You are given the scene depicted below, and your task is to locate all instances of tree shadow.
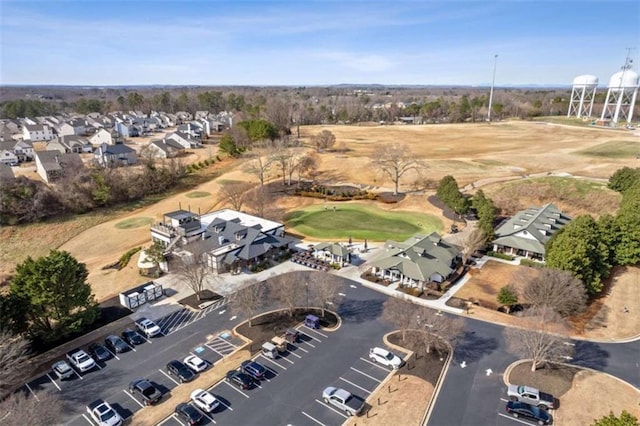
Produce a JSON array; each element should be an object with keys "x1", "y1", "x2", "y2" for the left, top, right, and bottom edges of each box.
[
  {"x1": 337, "y1": 298, "x2": 384, "y2": 323},
  {"x1": 570, "y1": 341, "x2": 610, "y2": 371},
  {"x1": 453, "y1": 331, "x2": 499, "y2": 363}
]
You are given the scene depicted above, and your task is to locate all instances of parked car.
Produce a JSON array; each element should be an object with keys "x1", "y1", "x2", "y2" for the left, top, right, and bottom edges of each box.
[
  {"x1": 369, "y1": 347, "x2": 403, "y2": 369},
  {"x1": 66, "y1": 349, "x2": 97, "y2": 373},
  {"x1": 322, "y1": 387, "x2": 365, "y2": 417},
  {"x1": 190, "y1": 389, "x2": 220, "y2": 413},
  {"x1": 121, "y1": 328, "x2": 145, "y2": 346},
  {"x1": 135, "y1": 317, "x2": 162, "y2": 338},
  {"x1": 86, "y1": 399, "x2": 123, "y2": 426},
  {"x1": 167, "y1": 360, "x2": 196, "y2": 383},
  {"x1": 128, "y1": 378, "x2": 162, "y2": 406},
  {"x1": 225, "y1": 370, "x2": 254, "y2": 390},
  {"x1": 51, "y1": 360, "x2": 74, "y2": 380},
  {"x1": 105, "y1": 335, "x2": 129, "y2": 353},
  {"x1": 506, "y1": 401, "x2": 551, "y2": 425},
  {"x1": 88, "y1": 343, "x2": 112, "y2": 362},
  {"x1": 241, "y1": 360, "x2": 267, "y2": 381},
  {"x1": 507, "y1": 385, "x2": 556, "y2": 409},
  {"x1": 184, "y1": 355, "x2": 208, "y2": 373},
  {"x1": 175, "y1": 403, "x2": 204, "y2": 425}
]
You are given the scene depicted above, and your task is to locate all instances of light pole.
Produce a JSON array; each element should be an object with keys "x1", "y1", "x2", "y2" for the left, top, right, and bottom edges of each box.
[{"x1": 488, "y1": 54, "x2": 498, "y2": 122}]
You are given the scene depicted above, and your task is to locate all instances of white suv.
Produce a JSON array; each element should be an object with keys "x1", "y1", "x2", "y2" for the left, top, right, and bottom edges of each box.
[
  {"x1": 135, "y1": 317, "x2": 162, "y2": 337},
  {"x1": 369, "y1": 347, "x2": 403, "y2": 369}
]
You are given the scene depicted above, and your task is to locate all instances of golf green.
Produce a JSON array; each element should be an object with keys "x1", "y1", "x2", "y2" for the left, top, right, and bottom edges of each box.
[{"x1": 285, "y1": 204, "x2": 443, "y2": 241}]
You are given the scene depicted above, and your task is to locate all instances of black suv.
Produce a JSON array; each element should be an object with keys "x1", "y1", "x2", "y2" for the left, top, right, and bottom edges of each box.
[
  {"x1": 105, "y1": 335, "x2": 129, "y2": 353},
  {"x1": 167, "y1": 360, "x2": 196, "y2": 383},
  {"x1": 122, "y1": 328, "x2": 145, "y2": 346},
  {"x1": 129, "y1": 378, "x2": 162, "y2": 406},
  {"x1": 506, "y1": 401, "x2": 551, "y2": 425},
  {"x1": 241, "y1": 360, "x2": 267, "y2": 380},
  {"x1": 175, "y1": 403, "x2": 204, "y2": 425},
  {"x1": 225, "y1": 370, "x2": 254, "y2": 390},
  {"x1": 88, "y1": 342, "x2": 112, "y2": 361}
]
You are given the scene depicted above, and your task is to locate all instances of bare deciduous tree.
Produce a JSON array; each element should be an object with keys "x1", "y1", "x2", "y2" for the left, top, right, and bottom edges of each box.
[
  {"x1": 504, "y1": 306, "x2": 573, "y2": 372},
  {"x1": 265, "y1": 98, "x2": 292, "y2": 137},
  {"x1": 231, "y1": 279, "x2": 264, "y2": 327},
  {"x1": 268, "y1": 272, "x2": 303, "y2": 317},
  {"x1": 0, "y1": 391, "x2": 63, "y2": 426},
  {"x1": 312, "y1": 130, "x2": 336, "y2": 152},
  {"x1": 463, "y1": 228, "x2": 488, "y2": 263},
  {"x1": 371, "y1": 143, "x2": 424, "y2": 195},
  {"x1": 245, "y1": 186, "x2": 269, "y2": 218},
  {"x1": 296, "y1": 152, "x2": 321, "y2": 186},
  {"x1": 522, "y1": 268, "x2": 588, "y2": 317},
  {"x1": 175, "y1": 252, "x2": 209, "y2": 301},
  {"x1": 219, "y1": 181, "x2": 253, "y2": 211},
  {"x1": 381, "y1": 297, "x2": 419, "y2": 342},
  {"x1": 244, "y1": 153, "x2": 273, "y2": 188},
  {"x1": 309, "y1": 274, "x2": 338, "y2": 316},
  {"x1": 413, "y1": 307, "x2": 465, "y2": 355},
  {"x1": 269, "y1": 142, "x2": 295, "y2": 185},
  {"x1": 0, "y1": 331, "x2": 30, "y2": 399}
]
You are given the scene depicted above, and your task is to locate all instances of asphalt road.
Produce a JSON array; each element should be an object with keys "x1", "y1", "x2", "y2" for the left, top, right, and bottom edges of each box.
[{"x1": 21, "y1": 270, "x2": 640, "y2": 426}]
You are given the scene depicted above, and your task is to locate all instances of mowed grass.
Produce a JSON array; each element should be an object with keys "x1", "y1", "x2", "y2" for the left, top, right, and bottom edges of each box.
[
  {"x1": 185, "y1": 191, "x2": 212, "y2": 198},
  {"x1": 114, "y1": 217, "x2": 153, "y2": 229},
  {"x1": 284, "y1": 203, "x2": 443, "y2": 241},
  {"x1": 577, "y1": 140, "x2": 640, "y2": 158}
]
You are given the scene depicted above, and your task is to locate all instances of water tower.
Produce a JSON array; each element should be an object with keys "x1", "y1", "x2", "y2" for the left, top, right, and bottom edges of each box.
[
  {"x1": 567, "y1": 75, "x2": 598, "y2": 118},
  {"x1": 600, "y1": 56, "x2": 639, "y2": 124}
]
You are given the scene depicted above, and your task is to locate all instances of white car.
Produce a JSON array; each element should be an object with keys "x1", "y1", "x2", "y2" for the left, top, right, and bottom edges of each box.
[
  {"x1": 87, "y1": 399, "x2": 123, "y2": 426},
  {"x1": 135, "y1": 317, "x2": 162, "y2": 337},
  {"x1": 190, "y1": 389, "x2": 220, "y2": 413},
  {"x1": 369, "y1": 347, "x2": 403, "y2": 369},
  {"x1": 184, "y1": 354, "x2": 208, "y2": 372}
]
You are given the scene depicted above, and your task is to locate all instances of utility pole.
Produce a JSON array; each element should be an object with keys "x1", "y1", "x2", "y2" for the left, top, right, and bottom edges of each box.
[{"x1": 488, "y1": 54, "x2": 498, "y2": 122}]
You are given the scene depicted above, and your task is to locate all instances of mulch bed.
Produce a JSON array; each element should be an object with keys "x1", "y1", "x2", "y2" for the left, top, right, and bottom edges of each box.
[
  {"x1": 388, "y1": 330, "x2": 448, "y2": 384},
  {"x1": 377, "y1": 192, "x2": 406, "y2": 203},
  {"x1": 236, "y1": 308, "x2": 338, "y2": 354},
  {"x1": 427, "y1": 195, "x2": 460, "y2": 222},
  {"x1": 177, "y1": 289, "x2": 223, "y2": 310},
  {"x1": 508, "y1": 361, "x2": 579, "y2": 399}
]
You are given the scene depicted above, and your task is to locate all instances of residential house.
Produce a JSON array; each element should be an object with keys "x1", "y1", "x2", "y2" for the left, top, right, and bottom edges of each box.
[
  {"x1": 0, "y1": 163, "x2": 15, "y2": 181},
  {"x1": 146, "y1": 139, "x2": 185, "y2": 159},
  {"x1": 89, "y1": 128, "x2": 116, "y2": 146},
  {"x1": 114, "y1": 121, "x2": 140, "y2": 138},
  {"x1": 0, "y1": 140, "x2": 34, "y2": 163},
  {"x1": 47, "y1": 135, "x2": 93, "y2": 154},
  {"x1": 368, "y1": 232, "x2": 462, "y2": 291},
  {"x1": 167, "y1": 131, "x2": 201, "y2": 149},
  {"x1": 94, "y1": 143, "x2": 137, "y2": 167},
  {"x1": 35, "y1": 150, "x2": 83, "y2": 183},
  {"x1": 23, "y1": 124, "x2": 54, "y2": 141},
  {"x1": 151, "y1": 209, "x2": 291, "y2": 274},
  {"x1": 57, "y1": 119, "x2": 87, "y2": 137},
  {"x1": 492, "y1": 203, "x2": 571, "y2": 261},
  {"x1": 0, "y1": 149, "x2": 18, "y2": 166}
]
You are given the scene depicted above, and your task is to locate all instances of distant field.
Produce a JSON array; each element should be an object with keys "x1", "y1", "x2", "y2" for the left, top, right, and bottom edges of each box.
[
  {"x1": 114, "y1": 217, "x2": 153, "y2": 229},
  {"x1": 284, "y1": 203, "x2": 443, "y2": 241},
  {"x1": 576, "y1": 140, "x2": 640, "y2": 159}
]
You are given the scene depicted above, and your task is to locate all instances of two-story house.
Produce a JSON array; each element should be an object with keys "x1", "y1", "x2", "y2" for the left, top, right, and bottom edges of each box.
[{"x1": 94, "y1": 143, "x2": 137, "y2": 167}]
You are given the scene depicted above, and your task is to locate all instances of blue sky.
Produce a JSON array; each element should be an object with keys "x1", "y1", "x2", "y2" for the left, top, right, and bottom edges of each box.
[{"x1": 1, "y1": 1, "x2": 638, "y2": 86}]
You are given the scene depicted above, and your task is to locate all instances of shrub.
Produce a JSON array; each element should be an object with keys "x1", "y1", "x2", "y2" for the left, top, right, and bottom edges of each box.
[
  {"x1": 487, "y1": 251, "x2": 515, "y2": 261},
  {"x1": 216, "y1": 155, "x2": 221, "y2": 161},
  {"x1": 119, "y1": 247, "x2": 141, "y2": 269},
  {"x1": 519, "y1": 258, "x2": 544, "y2": 268}
]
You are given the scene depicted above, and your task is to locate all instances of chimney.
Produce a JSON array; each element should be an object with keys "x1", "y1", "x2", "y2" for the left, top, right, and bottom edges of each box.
[
  {"x1": 218, "y1": 236, "x2": 224, "y2": 245},
  {"x1": 55, "y1": 154, "x2": 60, "y2": 163}
]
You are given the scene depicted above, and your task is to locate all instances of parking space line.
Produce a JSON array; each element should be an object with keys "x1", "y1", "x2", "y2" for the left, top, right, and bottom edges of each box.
[
  {"x1": 285, "y1": 349, "x2": 302, "y2": 359},
  {"x1": 46, "y1": 373, "x2": 62, "y2": 391},
  {"x1": 497, "y1": 412, "x2": 535, "y2": 425},
  {"x1": 94, "y1": 362, "x2": 103, "y2": 370},
  {"x1": 125, "y1": 342, "x2": 137, "y2": 352},
  {"x1": 294, "y1": 345, "x2": 309, "y2": 353},
  {"x1": 359, "y1": 357, "x2": 392, "y2": 372},
  {"x1": 302, "y1": 411, "x2": 326, "y2": 426},
  {"x1": 205, "y1": 343, "x2": 225, "y2": 356},
  {"x1": 339, "y1": 377, "x2": 372, "y2": 394},
  {"x1": 106, "y1": 348, "x2": 120, "y2": 360},
  {"x1": 218, "y1": 337, "x2": 238, "y2": 347},
  {"x1": 123, "y1": 389, "x2": 145, "y2": 408},
  {"x1": 159, "y1": 369, "x2": 181, "y2": 386},
  {"x1": 258, "y1": 355, "x2": 287, "y2": 370},
  {"x1": 223, "y1": 381, "x2": 250, "y2": 398},
  {"x1": 157, "y1": 414, "x2": 179, "y2": 426},
  {"x1": 165, "y1": 310, "x2": 190, "y2": 332},
  {"x1": 350, "y1": 367, "x2": 381, "y2": 382},
  {"x1": 301, "y1": 326, "x2": 328, "y2": 338},
  {"x1": 72, "y1": 367, "x2": 83, "y2": 380},
  {"x1": 212, "y1": 397, "x2": 234, "y2": 411},
  {"x1": 302, "y1": 340, "x2": 316, "y2": 348},
  {"x1": 500, "y1": 398, "x2": 509, "y2": 402},
  {"x1": 201, "y1": 411, "x2": 216, "y2": 424},
  {"x1": 296, "y1": 328, "x2": 322, "y2": 342},
  {"x1": 315, "y1": 399, "x2": 348, "y2": 419},
  {"x1": 25, "y1": 383, "x2": 40, "y2": 402},
  {"x1": 81, "y1": 413, "x2": 95, "y2": 425},
  {"x1": 140, "y1": 335, "x2": 152, "y2": 344}
]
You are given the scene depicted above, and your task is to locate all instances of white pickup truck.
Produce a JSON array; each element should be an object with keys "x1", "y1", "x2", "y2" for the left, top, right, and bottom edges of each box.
[
  {"x1": 66, "y1": 349, "x2": 96, "y2": 373},
  {"x1": 507, "y1": 385, "x2": 556, "y2": 410},
  {"x1": 322, "y1": 387, "x2": 365, "y2": 416},
  {"x1": 87, "y1": 399, "x2": 123, "y2": 426}
]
